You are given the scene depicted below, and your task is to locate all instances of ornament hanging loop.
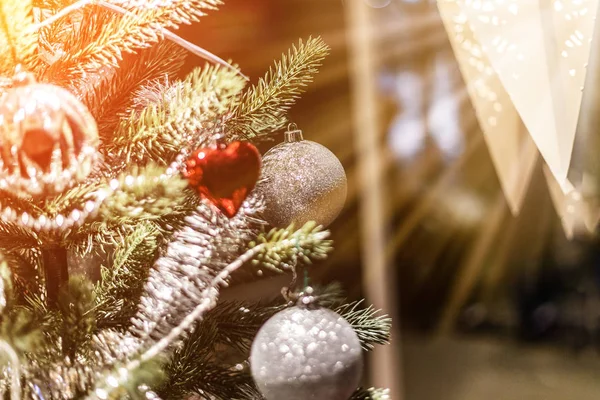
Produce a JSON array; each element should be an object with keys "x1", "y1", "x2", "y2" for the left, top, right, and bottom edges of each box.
[
  {"x1": 281, "y1": 269, "x2": 299, "y2": 304},
  {"x1": 281, "y1": 255, "x2": 315, "y2": 307},
  {"x1": 282, "y1": 284, "x2": 318, "y2": 308},
  {"x1": 284, "y1": 123, "x2": 304, "y2": 143}
]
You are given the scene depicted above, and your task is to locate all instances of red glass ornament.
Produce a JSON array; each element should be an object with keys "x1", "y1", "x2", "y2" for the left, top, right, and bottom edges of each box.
[{"x1": 184, "y1": 141, "x2": 261, "y2": 217}]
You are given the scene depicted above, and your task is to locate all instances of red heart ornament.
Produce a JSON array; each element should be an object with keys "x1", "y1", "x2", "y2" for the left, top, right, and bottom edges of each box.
[{"x1": 184, "y1": 141, "x2": 261, "y2": 217}]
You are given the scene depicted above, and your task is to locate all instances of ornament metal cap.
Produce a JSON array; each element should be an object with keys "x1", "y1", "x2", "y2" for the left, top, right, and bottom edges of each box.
[{"x1": 284, "y1": 123, "x2": 303, "y2": 142}]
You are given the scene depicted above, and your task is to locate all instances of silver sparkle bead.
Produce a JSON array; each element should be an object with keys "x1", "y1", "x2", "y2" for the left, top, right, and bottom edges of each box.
[
  {"x1": 0, "y1": 70, "x2": 99, "y2": 198},
  {"x1": 259, "y1": 125, "x2": 347, "y2": 228},
  {"x1": 250, "y1": 306, "x2": 363, "y2": 400}
]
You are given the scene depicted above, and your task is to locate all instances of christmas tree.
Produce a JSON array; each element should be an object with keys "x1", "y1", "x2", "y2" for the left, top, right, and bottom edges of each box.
[{"x1": 0, "y1": 1, "x2": 391, "y2": 399}]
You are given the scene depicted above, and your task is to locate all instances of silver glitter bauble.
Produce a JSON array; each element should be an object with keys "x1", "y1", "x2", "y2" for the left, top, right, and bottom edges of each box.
[
  {"x1": 250, "y1": 306, "x2": 363, "y2": 400},
  {"x1": 259, "y1": 125, "x2": 347, "y2": 228},
  {"x1": 0, "y1": 71, "x2": 99, "y2": 198}
]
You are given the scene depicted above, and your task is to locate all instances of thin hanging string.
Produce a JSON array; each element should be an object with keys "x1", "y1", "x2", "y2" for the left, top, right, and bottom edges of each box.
[
  {"x1": 32, "y1": 0, "x2": 248, "y2": 80},
  {"x1": 281, "y1": 239, "x2": 311, "y2": 303},
  {"x1": 281, "y1": 265, "x2": 299, "y2": 303},
  {"x1": 298, "y1": 239, "x2": 310, "y2": 288},
  {"x1": 0, "y1": 5, "x2": 18, "y2": 67},
  {"x1": 303, "y1": 267, "x2": 309, "y2": 288}
]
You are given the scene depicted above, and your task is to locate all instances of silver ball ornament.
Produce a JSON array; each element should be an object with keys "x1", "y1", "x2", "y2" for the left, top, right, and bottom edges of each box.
[
  {"x1": 259, "y1": 126, "x2": 347, "y2": 228},
  {"x1": 250, "y1": 306, "x2": 363, "y2": 400}
]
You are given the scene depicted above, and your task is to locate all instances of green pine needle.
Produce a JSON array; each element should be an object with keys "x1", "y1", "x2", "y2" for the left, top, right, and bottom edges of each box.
[
  {"x1": 58, "y1": 276, "x2": 96, "y2": 358},
  {"x1": 227, "y1": 37, "x2": 330, "y2": 140},
  {"x1": 0, "y1": 222, "x2": 40, "y2": 253},
  {"x1": 336, "y1": 300, "x2": 392, "y2": 350},
  {"x1": 95, "y1": 222, "x2": 159, "y2": 328},
  {"x1": 42, "y1": 0, "x2": 220, "y2": 83},
  {"x1": 98, "y1": 164, "x2": 191, "y2": 226},
  {"x1": 248, "y1": 221, "x2": 333, "y2": 274},
  {"x1": 84, "y1": 41, "x2": 188, "y2": 141},
  {"x1": 107, "y1": 65, "x2": 246, "y2": 165},
  {"x1": 350, "y1": 387, "x2": 391, "y2": 400}
]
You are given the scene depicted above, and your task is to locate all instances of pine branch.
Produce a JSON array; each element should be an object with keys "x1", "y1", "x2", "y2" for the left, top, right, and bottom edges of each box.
[
  {"x1": 34, "y1": 3, "x2": 89, "y2": 74},
  {"x1": 165, "y1": 360, "x2": 258, "y2": 400},
  {"x1": 66, "y1": 223, "x2": 127, "y2": 259},
  {"x1": 97, "y1": 164, "x2": 191, "y2": 226},
  {"x1": 43, "y1": 0, "x2": 220, "y2": 84},
  {"x1": 0, "y1": 308, "x2": 44, "y2": 356},
  {"x1": 42, "y1": 6, "x2": 151, "y2": 83},
  {"x1": 0, "y1": 262, "x2": 45, "y2": 357},
  {"x1": 159, "y1": 323, "x2": 258, "y2": 399},
  {"x1": 113, "y1": 0, "x2": 221, "y2": 27},
  {"x1": 350, "y1": 387, "x2": 391, "y2": 400},
  {"x1": 248, "y1": 222, "x2": 333, "y2": 274},
  {"x1": 58, "y1": 276, "x2": 96, "y2": 359},
  {"x1": 40, "y1": 180, "x2": 130, "y2": 245},
  {"x1": 81, "y1": 41, "x2": 188, "y2": 140},
  {"x1": 158, "y1": 320, "x2": 218, "y2": 399},
  {"x1": 106, "y1": 65, "x2": 246, "y2": 165},
  {"x1": 95, "y1": 223, "x2": 159, "y2": 328},
  {"x1": 4, "y1": 249, "x2": 42, "y2": 301},
  {"x1": 335, "y1": 301, "x2": 392, "y2": 351},
  {"x1": 64, "y1": 164, "x2": 191, "y2": 250},
  {"x1": 0, "y1": 0, "x2": 38, "y2": 75},
  {"x1": 0, "y1": 256, "x2": 11, "y2": 312},
  {"x1": 204, "y1": 299, "x2": 283, "y2": 353},
  {"x1": 23, "y1": 293, "x2": 68, "y2": 357},
  {"x1": 44, "y1": 181, "x2": 104, "y2": 217},
  {"x1": 227, "y1": 37, "x2": 330, "y2": 140},
  {"x1": 0, "y1": 222, "x2": 40, "y2": 253},
  {"x1": 0, "y1": 189, "x2": 45, "y2": 221}
]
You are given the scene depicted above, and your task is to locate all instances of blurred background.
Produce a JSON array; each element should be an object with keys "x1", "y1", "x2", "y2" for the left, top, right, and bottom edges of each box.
[{"x1": 181, "y1": 0, "x2": 600, "y2": 398}]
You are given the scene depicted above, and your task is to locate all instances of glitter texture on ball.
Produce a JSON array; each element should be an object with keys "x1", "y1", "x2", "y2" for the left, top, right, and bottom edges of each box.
[
  {"x1": 259, "y1": 126, "x2": 347, "y2": 228},
  {"x1": 250, "y1": 306, "x2": 363, "y2": 400}
]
